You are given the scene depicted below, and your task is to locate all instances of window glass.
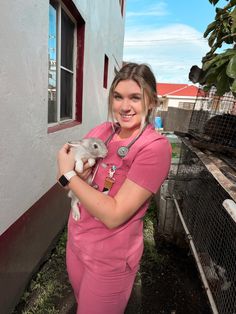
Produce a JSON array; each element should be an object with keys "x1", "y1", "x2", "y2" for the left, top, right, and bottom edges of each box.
[
  {"x1": 61, "y1": 8, "x2": 74, "y2": 71},
  {"x1": 60, "y1": 69, "x2": 73, "y2": 119},
  {"x1": 48, "y1": 2, "x2": 57, "y2": 123},
  {"x1": 48, "y1": 0, "x2": 84, "y2": 128}
]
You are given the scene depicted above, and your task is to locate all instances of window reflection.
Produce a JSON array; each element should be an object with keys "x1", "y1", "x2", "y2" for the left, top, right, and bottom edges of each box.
[
  {"x1": 48, "y1": 1, "x2": 76, "y2": 124},
  {"x1": 48, "y1": 2, "x2": 57, "y2": 123},
  {"x1": 60, "y1": 8, "x2": 74, "y2": 120},
  {"x1": 61, "y1": 8, "x2": 74, "y2": 71},
  {"x1": 60, "y1": 69, "x2": 73, "y2": 120}
]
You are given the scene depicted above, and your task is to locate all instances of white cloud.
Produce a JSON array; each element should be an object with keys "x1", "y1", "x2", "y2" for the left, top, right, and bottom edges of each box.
[
  {"x1": 126, "y1": 2, "x2": 169, "y2": 17},
  {"x1": 123, "y1": 24, "x2": 209, "y2": 83}
]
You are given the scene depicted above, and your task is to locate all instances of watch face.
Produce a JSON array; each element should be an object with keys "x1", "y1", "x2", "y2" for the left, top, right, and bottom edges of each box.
[{"x1": 58, "y1": 175, "x2": 69, "y2": 187}]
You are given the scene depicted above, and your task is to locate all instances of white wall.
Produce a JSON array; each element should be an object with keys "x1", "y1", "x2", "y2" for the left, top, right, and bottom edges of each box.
[
  {"x1": 166, "y1": 96, "x2": 197, "y2": 108},
  {"x1": 0, "y1": 0, "x2": 125, "y2": 235},
  {"x1": 161, "y1": 95, "x2": 209, "y2": 110},
  {"x1": 74, "y1": 0, "x2": 125, "y2": 129}
]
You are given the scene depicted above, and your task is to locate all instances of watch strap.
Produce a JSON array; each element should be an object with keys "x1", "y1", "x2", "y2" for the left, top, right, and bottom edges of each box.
[
  {"x1": 58, "y1": 170, "x2": 77, "y2": 187},
  {"x1": 64, "y1": 170, "x2": 77, "y2": 181}
]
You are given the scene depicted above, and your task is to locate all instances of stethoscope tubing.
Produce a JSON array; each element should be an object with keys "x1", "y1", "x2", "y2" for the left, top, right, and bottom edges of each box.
[{"x1": 105, "y1": 123, "x2": 148, "y2": 158}]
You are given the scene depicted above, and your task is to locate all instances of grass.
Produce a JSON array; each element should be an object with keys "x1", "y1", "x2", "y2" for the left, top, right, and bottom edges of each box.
[
  {"x1": 141, "y1": 197, "x2": 168, "y2": 287},
  {"x1": 13, "y1": 230, "x2": 72, "y2": 314}
]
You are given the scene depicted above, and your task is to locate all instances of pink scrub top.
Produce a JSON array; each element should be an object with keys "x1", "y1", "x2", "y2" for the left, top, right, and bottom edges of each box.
[{"x1": 67, "y1": 122, "x2": 171, "y2": 275}]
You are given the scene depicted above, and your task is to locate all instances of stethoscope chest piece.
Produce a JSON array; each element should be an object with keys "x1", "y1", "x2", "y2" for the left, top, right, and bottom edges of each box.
[
  {"x1": 117, "y1": 146, "x2": 129, "y2": 158},
  {"x1": 107, "y1": 123, "x2": 148, "y2": 159}
]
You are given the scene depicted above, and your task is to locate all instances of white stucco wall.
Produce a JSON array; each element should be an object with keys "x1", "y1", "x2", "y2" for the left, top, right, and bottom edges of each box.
[
  {"x1": 0, "y1": 0, "x2": 125, "y2": 235},
  {"x1": 166, "y1": 96, "x2": 197, "y2": 108},
  {"x1": 165, "y1": 96, "x2": 209, "y2": 110}
]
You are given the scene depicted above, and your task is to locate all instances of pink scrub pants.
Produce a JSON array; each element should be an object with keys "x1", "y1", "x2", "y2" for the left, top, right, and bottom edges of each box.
[{"x1": 66, "y1": 245, "x2": 138, "y2": 314}]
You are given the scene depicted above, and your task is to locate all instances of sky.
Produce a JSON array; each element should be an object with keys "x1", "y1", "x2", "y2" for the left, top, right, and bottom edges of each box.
[{"x1": 123, "y1": 0, "x2": 226, "y2": 84}]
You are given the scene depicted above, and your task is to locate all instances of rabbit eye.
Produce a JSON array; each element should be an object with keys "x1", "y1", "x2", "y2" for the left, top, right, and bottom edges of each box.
[{"x1": 93, "y1": 144, "x2": 98, "y2": 149}]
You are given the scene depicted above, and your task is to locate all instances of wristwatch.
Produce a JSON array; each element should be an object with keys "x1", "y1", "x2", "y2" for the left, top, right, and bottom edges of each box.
[{"x1": 58, "y1": 170, "x2": 77, "y2": 187}]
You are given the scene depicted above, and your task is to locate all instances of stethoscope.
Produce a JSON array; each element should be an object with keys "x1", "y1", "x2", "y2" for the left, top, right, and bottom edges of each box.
[{"x1": 104, "y1": 123, "x2": 148, "y2": 158}]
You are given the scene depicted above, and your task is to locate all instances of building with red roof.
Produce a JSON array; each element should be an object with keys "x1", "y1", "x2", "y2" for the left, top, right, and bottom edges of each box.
[{"x1": 156, "y1": 83, "x2": 206, "y2": 111}]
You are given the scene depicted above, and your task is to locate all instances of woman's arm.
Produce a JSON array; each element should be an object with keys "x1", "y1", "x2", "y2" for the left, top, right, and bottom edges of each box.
[
  {"x1": 69, "y1": 175, "x2": 152, "y2": 228},
  {"x1": 57, "y1": 144, "x2": 152, "y2": 229}
]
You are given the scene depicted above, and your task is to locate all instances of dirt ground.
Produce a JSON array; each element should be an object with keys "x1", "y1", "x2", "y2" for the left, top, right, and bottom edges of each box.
[
  {"x1": 125, "y1": 242, "x2": 212, "y2": 314},
  {"x1": 13, "y1": 209, "x2": 212, "y2": 314}
]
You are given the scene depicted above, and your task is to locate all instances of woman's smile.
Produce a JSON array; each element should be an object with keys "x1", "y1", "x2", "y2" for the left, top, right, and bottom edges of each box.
[{"x1": 119, "y1": 112, "x2": 136, "y2": 121}]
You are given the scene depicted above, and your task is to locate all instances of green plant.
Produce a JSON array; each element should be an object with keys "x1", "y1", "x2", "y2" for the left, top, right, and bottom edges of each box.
[
  {"x1": 13, "y1": 228, "x2": 71, "y2": 314},
  {"x1": 140, "y1": 198, "x2": 168, "y2": 287},
  {"x1": 189, "y1": 0, "x2": 236, "y2": 96}
]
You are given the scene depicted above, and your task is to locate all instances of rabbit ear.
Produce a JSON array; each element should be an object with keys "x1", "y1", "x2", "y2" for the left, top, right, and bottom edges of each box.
[{"x1": 68, "y1": 140, "x2": 83, "y2": 147}]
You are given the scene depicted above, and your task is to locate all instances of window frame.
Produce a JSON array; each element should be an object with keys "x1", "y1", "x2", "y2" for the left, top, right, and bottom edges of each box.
[
  {"x1": 48, "y1": 0, "x2": 85, "y2": 133},
  {"x1": 103, "y1": 54, "x2": 109, "y2": 89},
  {"x1": 178, "y1": 102, "x2": 194, "y2": 110},
  {"x1": 119, "y1": 0, "x2": 124, "y2": 16}
]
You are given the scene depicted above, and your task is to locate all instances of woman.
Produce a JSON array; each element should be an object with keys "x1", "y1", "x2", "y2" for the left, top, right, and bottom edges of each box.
[{"x1": 57, "y1": 63, "x2": 171, "y2": 314}]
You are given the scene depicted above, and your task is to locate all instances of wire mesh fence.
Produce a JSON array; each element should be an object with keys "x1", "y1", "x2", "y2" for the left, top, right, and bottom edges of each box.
[
  {"x1": 172, "y1": 142, "x2": 236, "y2": 314},
  {"x1": 188, "y1": 87, "x2": 236, "y2": 149}
]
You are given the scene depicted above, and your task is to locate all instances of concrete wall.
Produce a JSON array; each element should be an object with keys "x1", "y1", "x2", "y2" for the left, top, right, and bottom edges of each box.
[
  {"x1": 75, "y1": 0, "x2": 125, "y2": 128},
  {"x1": 0, "y1": 186, "x2": 70, "y2": 314},
  {"x1": 0, "y1": 0, "x2": 125, "y2": 236},
  {"x1": 0, "y1": 1, "x2": 125, "y2": 312}
]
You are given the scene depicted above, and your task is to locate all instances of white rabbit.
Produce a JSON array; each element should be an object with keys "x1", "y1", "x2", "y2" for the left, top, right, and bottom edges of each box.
[{"x1": 68, "y1": 138, "x2": 108, "y2": 221}]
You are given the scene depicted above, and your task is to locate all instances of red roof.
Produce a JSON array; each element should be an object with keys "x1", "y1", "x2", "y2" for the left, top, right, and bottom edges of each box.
[{"x1": 157, "y1": 83, "x2": 205, "y2": 97}]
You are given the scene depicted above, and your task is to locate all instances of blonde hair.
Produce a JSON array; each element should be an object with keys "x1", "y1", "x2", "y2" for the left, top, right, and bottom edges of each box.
[{"x1": 108, "y1": 63, "x2": 159, "y2": 127}]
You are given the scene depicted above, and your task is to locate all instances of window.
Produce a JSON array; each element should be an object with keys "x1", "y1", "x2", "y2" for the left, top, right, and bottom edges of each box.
[
  {"x1": 119, "y1": 0, "x2": 124, "y2": 16},
  {"x1": 178, "y1": 102, "x2": 194, "y2": 110},
  {"x1": 103, "y1": 55, "x2": 109, "y2": 89},
  {"x1": 48, "y1": 0, "x2": 85, "y2": 127}
]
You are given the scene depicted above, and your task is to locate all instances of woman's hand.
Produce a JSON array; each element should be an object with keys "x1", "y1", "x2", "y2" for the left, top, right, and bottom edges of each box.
[
  {"x1": 76, "y1": 160, "x2": 93, "y2": 181},
  {"x1": 57, "y1": 144, "x2": 93, "y2": 182},
  {"x1": 57, "y1": 143, "x2": 75, "y2": 176}
]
